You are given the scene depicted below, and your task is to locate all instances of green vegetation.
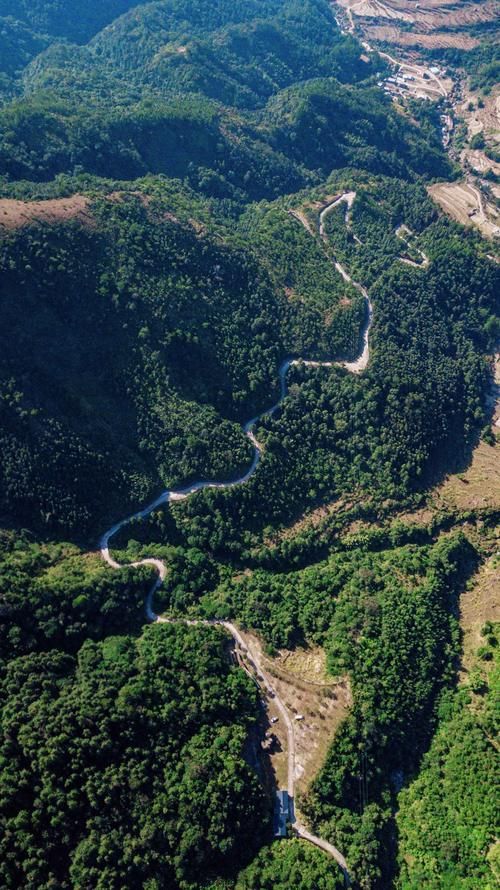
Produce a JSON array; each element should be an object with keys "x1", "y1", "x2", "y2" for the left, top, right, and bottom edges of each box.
[
  {"x1": 237, "y1": 197, "x2": 365, "y2": 357},
  {"x1": 0, "y1": 1, "x2": 152, "y2": 44},
  {"x1": 396, "y1": 621, "x2": 499, "y2": 890},
  {"x1": 0, "y1": 1, "x2": 498, "y2": 888},
  {"x1": 234, "y1": 838, "x2": 344, "y2": 888},
  {"x1": 423, "y1": 41, "x2": 500, "y2": 93},
  {"x1": 301, "y1": 533, "x2": 476, "y2": 889},
  {"x1": 0, "y1": 0, "x2": 451, "y2": 195},
  {"x1": 0, "y1": 530, "x2": 153, "y2": 665},
  {"x1": 168, "y1": 178, "x2": 497, "y2": 553},
  {"x1": 3, "y1": 173, "x2": 495, "y2": 540},
  {"x1": 0, "y1": 194, "x2": 278, "y2": 533},
  {"x1": 0, "y1": 17, "x2": 50, "y2": 99},
  {"x1": 0, "y1": 624, "x2": 267, "y2": 889},
  {"x1": 188, "y1": 522, "x2": 479, "y2": 887}
]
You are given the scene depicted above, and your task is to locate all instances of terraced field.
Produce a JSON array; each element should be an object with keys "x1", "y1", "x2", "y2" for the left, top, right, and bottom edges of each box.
[{"x1": 338, "y1": 0, "x2": 500, "y2": 41}]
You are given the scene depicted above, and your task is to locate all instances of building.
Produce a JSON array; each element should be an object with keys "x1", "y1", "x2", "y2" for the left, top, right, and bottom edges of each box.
[{"x1": 274, "y1": 789, "x2": 290, "y2": 838}]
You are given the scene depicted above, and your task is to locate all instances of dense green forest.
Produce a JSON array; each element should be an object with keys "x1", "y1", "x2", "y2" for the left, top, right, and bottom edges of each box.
[
  {"x1": 0, "y1": 0, "x2": 450, "y2": 194},
  {"x1": 1, "y1": 174, "x2": 497, "y2": 538},
  {"x1": 0, "y1": 181, "x2": 371, "y2": 535},
  {"x1": 397, "y1": 617, "x2": 499, "y2": 889},
  {"x1": 0, "y1": 529, "x2": 154, "y2": 664},
  {"x1": 0, "y1": 0, "x2": 498, "y2": 888},
  {"x1": 300, "y1": 533, "x2": 476, "y2": 888},
  {"x1": 166, "y1": 180, "x2": 497, "y2": 555},
  {"x1": 0, "y1": 623, "x2": 268, "y2": 889},
  {"x1": 0, "y1": 0, "x2": 152, "y2": 43},
  {"x1": 233, "y1": 838, "x2": 345, "y2": 889}
]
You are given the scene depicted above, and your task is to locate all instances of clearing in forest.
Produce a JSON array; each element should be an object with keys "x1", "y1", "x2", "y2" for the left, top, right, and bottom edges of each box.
[
  {"x1": 242, "y1": 632, "x2": 351, "y2": 798},
  {"x1": 428, "y1": 181, "x2": 500, "y2": 240},
  {"x1": 0, "y1": 195, "x2": 93, "y2": 229}
]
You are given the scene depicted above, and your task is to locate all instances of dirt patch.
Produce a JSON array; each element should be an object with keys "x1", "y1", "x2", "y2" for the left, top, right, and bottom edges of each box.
[
  {"x1": 366, "y1": 24, "x2": 480, "y2": 50},
  {"x1": 267, "y1": 497, "x2": 355, "y2": 545},
  {"x1": 339, "y1": 0, "x2": 413, "y2": 23},
  {"x1": 244, "y1": 632, "x2": 351, "y2": 796},
  {"x1": 464, "y1": 149, "x2": 500, "y2": 177},
  {"x1": 340, "y1": 0, "x2": 500, "y2": 31},
  {"x1": 428, "y1": 180, "x2": 500, "y2": 240},
  {"x1": 459, "y1": 551, "x2": 500, "y2": 678},
  {"x1": 460, "y1": 86, "x2": 500, "y2": 141},
  {"x1": 430, "y1": 352, "x2": 499, "y2": 513},
  {"x1": 272, "y1": 646, "x2": 331, "y2": 685},
  {"x1": 397, "y1": 356, "x2": 499, "y2": 520},
  {"x1": 0, "y1": 192, "x2": 193, "y2": 234},
  {"x1": 288, "y1": 208, "x2": 317, "y2": 237},
  {"x1": 455, "y1": 86, "x2": 500, "y2": 182},
  {"x1": 0, "y1": 195, "x2": 93, "y2": 229},
  {"x1": 433, "y1": 443, "x2": 500, "y2": 514}
]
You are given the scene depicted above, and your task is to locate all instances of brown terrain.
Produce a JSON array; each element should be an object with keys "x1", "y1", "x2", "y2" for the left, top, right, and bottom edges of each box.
[
  {"x1": 428, "y1": 180, "x2": 500, "y2": 238},
  {"x1": 244, "y1": 633, "x2": 352, "y2": 795},
  {"x1": 0, "y1": 194, "x2": 93, "y2": 229},
  {"x1": 463, "y1": 90, "x2": 500, "y2": 141},
  {"x1": 465, "y1": 149, "x2": 500, "y2": 177},
  {"x1": 459, "y1": 85, "x2": 500, "y2": 179},
  {"x1": 391, "y1": 354, "x2": 499, "y2": 518},
  {"x1": 365, "y1": 24, "x2": 480, "y2": 49},
  {"x1": 337, "y1": 0, "x2": 500, "y2": 32},
  {"x1": 459, "y1": 551, "x2": 500, "y2": 677},
  {"x1": 433, "y1": 437, "x2": 500, "y2": 513},
  {"x1": 0, "y1": 191, "x2": 185, "y2": 232},
  {"x1": 432, "y1": 354, "x2": 500, "y2": 512}
]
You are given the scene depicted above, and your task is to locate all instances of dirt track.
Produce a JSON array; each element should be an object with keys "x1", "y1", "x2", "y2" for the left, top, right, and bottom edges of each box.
[
  {"x1": 98, "y1": 191, "x2": 381, "y2": 882},
  {"x1": 429, "y1": 181, "x2": 500, "y2": 239}
]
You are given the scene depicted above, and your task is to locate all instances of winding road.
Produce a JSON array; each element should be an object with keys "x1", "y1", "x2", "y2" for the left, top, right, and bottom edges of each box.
[
  {"x1": 100, "y1": 190, "x2": 374, "y2": 883},
  {"x1": 396, "y1": 224, "x2": 430, "y2": 269},
  {"x1": 339, "y1": 4, "x2": 449, "y2": 99},
  {"x1": 100, "y1": 186, "x2": 432, "y2": 881}
]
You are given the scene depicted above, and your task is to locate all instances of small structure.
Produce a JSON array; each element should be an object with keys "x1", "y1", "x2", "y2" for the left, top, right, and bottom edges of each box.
[{"x1": 274, "y1": 789, "x2": 290, "y2": 838}]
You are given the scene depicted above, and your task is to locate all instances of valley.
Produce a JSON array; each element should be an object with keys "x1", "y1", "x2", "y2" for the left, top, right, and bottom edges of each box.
[
  {"x1": 333, "y1": 0, "x2": 500, "y2": 243},
  {"x1": 0, "y1": 2, "x2": 498, "y2": 889}
]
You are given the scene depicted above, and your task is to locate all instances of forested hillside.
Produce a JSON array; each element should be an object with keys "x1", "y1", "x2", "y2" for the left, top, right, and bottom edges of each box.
[
  {"x1": 0, "y1": 623, "x2": 267, "y2": 889},
  {"x1": 0, "y1": 0, "x2": 498, "y2": 888},
  {"x1": 0, "y1": 0, "x2": 450, "y2": 194},
  {"x1": 397, "y1": 617, "x2": 499, "y2": 889},
  {"x1": 0, "y1": 0, "x2": 151, "y2": 42},
  {"x1": 1, "y1": 175, "x2": 497, "y2": 538}
]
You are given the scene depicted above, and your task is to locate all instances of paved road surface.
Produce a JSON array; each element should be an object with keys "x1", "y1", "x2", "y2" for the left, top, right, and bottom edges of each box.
[
  {"x1": 100, "y1": 186, "x2": 433, "y2": 881},
  {"x1": 99, "y1": 190, "x2": 380, "y2": 883}
]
